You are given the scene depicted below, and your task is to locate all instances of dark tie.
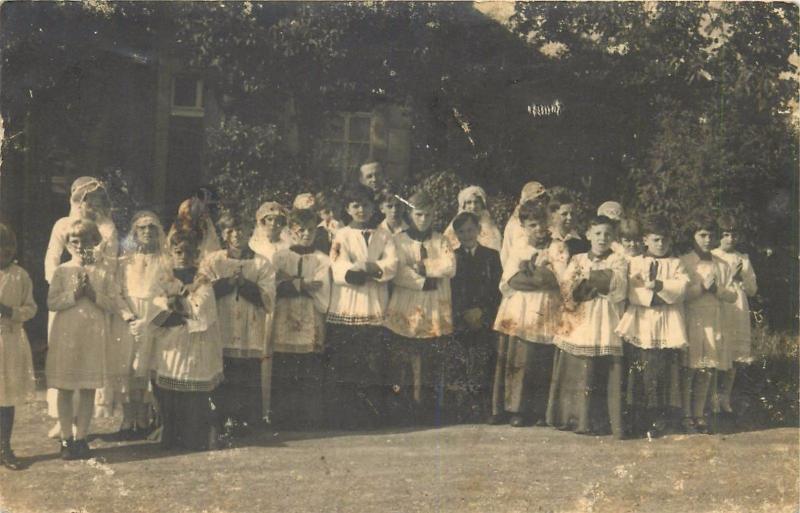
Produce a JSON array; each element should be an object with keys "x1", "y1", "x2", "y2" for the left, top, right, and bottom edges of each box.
[{"x1": 362, "y1": 230, "x2": 371, "y2": 246}]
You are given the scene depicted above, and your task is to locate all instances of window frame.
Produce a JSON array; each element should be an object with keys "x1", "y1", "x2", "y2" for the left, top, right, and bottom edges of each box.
[
  {"x1": 170, "y1": 76, "x2": 205, "y2": 118},
  {"x1": 319, "y1": 111, "x2": 374, "y2": 179}
]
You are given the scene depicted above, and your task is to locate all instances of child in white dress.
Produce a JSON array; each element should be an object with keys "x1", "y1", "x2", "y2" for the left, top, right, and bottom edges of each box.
[
  {"x1": 491, "y1": 201, "x2": 563, "y2": 427},
  {"x1": 199, "y1": 212, "x2": 275, "y2": 434},
  {"x1": 547, "y1": 215, "x2": 628, "y2": 438},
  {"x1": 110, "y1": 212, "x2": 172, "y2": 439},
  {"x1": 44, "y1": 177, "x2": 118, "y2": 439},
  {"x1": 385, "y1": 190, "x2": 455, "y2": 424},
  {"x1": 247, "y1": 201, "x2": 290, "y2": 417},
  {"x1": 0, "y1": 224, "x2": 37, "y2": 470},
  {"x1": 270, "y1": 209, "x2": 331, "y2": 428},
  {"x1": 326, "y1": 184, "x2": 397, "y2": 429},
  {"x1": 616, "y1": 215, "x2": 689, "y2": 437},
  {"x1": 712, "y1": 214, "x2": 758, "y2": 415},
  {"x1": 47, "y1": 219, "x2": 129, "y2": 460},
  {"x1": 679, "y1": 215, "x2": 737, "y2": 433},
  {"x1": 152, "y1": 230, "x2": 223, "y2": 451}
]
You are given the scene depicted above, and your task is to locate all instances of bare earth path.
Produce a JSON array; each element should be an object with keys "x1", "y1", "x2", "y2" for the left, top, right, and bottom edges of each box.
[{"x1": 0, "y1": 400, "x2": 797, "y2": 513}]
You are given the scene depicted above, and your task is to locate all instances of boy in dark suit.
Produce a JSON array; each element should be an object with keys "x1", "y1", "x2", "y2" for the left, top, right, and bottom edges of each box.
[{"x1": 448, "y1": 212, "x2": 502, "y2": 422}]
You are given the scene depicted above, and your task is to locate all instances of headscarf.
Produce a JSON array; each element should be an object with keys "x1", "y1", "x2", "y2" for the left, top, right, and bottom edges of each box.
[
  {"x1": 500, "y1": 181, "x2": 547, "y2": 264},
  {"x1": 444, "y1": 185, "x2": 502, "y2": 251},
  {"x1": 69, "y1": 176, "x2": 109, "y2": 217},
  {"x1": 249, "y1": 201, "x2": 289, "y2": 258},
  {"x1": 519, "y1": 181, "x2": 546, "y2": 205},
  {"x1": 123, "y1": 211, "x2": 172, "y2": 298},
  {"x1": 292, "y1": 193, "x2": 316, "y2": 210},
  {"x1": 597, "y1": 201, "x2": 623, "y2": 221},
  {"x1": 68, "y1": 176, "x2": 118, "y2": 261},
  {"x1": 122, "y1": 211, "x2": 166, "y2": 256}
]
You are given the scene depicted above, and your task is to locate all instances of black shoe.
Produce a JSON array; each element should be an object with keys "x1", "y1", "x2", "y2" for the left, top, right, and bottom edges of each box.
[
  {"x1": 681, "y1": 417, "x2": 698, "y2": 434},
  {"x1": 694, "y1": 418, "x2": 711, "y2": 434},
  {"x1": 534, "y1": 418, "x2": 548, "y2": 427},
  {"x1": 73, "y1": 439, "x2": 91, "y2": 460},
  {"x1": 60, "y1": 438, "x2": 76, "y2": 461},
  {"x1": 129, "y1": 426, "x2": 150, "y2": 441},
  {"x1": 117, "y1": 428, "x2": 135, "y2": 441},
  {"x1": 0, "y1": 447, "x2": 25, "y2": 470},
  {"x1": 509, "y1": 415, "x2": 527, "y2": 428}
]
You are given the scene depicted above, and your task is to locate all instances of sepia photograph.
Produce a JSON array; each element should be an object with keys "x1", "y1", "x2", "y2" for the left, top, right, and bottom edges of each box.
[{"x1": 0, "y1": 1, "x2": 797, "y2": 512}]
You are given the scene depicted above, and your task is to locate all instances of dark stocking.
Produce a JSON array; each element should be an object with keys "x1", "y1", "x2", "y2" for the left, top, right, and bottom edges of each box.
[{"x1": 0, "y1": 406, "x2": 14, "y2": 449}]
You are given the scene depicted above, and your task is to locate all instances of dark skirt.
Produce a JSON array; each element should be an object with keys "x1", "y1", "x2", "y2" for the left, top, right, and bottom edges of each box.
[
  {"x1": 443, "y1": 327, "x2": 497, "y2": 423},
  {"x1": 324, "y1": 324, "x2": 388, "y2": 429},
  {"x1": 271, "y1": 352, "x2": 324, "y2": 429},
  {"x1": 624, "y1": 344, "x2": 682, "y2": 434},
  {"x1": 217, "y1": 357, "x2": 263, "y2": 426},
  {"x1": 546, "y1": 348, "x2": 624, "y2": 437},
  {"x1": 385, "y1": 333, "x2": 447, "y2": 426},
  {"x1": 154, "y1": 386, "x2": 214, "y2": 451},
  {"x1": 492, "y1": 335, "x2": 554, "y2": 420}
]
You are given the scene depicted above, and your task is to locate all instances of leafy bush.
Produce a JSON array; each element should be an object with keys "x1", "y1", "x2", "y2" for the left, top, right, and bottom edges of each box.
[
  {"x1": 406, "y1": 170, "x2": 517, "y2": 233},
  {"x1": 407, "y1": 170, "x2": 464, "y2": 232},
  {"x1": 731, "y1": 325, "x2": 799, "y2": 427},
  {"x1": 206, "y1": 116, "x2": 316, "y2": 225}
]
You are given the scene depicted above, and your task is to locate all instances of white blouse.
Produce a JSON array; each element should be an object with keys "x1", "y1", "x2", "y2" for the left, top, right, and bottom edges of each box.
[
  {"x1": 153, "y1": 281, "x2": 223, "y2": 391},
  {"x1": 680, "y1": 251, "x2": 738, "y2": 370},
  {"x1": 328, "y1": 226, "x2": 397, "y2": 326},
  {"x1": 554, "y1": 252, "x2": 628, "y2": 357},
  {"x1": 615, "y1": 255, "x2": 689, "y2": 349},
  {"x1": 500, "y1": 215, "x2": 523, "y2": 266},
  {"x1": 116, "y1": 252, "x2": 174, "y2": 380},
  {"x1": 46, "y1": 260, "x2": 128, "y2": 390},
  {"x1": 493, "y1": 242, "x2": 561, "y2": 344},
  {"x1": 198, "y1": 250, "x2": 276, "y2": 358},
  {"x1": 0, "y1": 264, "x2": 37, "y2": 406},
  {"x1": 385, "y1": 232, "x2": 455, "y2": 339},
  {"x1": 712, "y1": 248, "x2": 757, "y2": 362},
  {"x1": 271, "y1": 248, "x2": 331, "y2": 353}
]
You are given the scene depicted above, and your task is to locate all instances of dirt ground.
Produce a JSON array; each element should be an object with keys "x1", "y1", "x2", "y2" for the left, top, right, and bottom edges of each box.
[{"x1": 0, "y1": 398, "x2": 797, "y2": 513}]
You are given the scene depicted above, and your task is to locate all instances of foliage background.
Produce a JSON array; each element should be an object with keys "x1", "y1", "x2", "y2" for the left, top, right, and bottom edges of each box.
[{"x1": 1, "y1": 3, "x2": 797, "y2": 420}]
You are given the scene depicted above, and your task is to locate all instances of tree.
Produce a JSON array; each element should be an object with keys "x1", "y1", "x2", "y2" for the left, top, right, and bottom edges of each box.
[{"x1": 512, "y1": 1, "x2": 799, "y2": 328}]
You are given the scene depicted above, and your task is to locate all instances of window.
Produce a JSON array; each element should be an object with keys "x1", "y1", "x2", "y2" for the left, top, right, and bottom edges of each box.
[
  {"x1": 318, "y1": 112, "x2": 373, "y2": 180},
  {"x1": 171, "y1": 76, "x2": 204, "y2": 117}
]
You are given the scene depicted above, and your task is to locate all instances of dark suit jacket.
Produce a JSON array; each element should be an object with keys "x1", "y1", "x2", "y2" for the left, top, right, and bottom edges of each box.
[{"x1": 451, "y1": 244, "x2": 502, "y2": 331}]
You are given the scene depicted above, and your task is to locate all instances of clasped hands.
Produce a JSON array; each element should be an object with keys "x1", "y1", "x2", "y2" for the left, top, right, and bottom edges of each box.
[
  {"x1": 352, "y1": 261, "x2": 383, "y2": 279},
  {"x1": 73, "y1": 271, "x2": 97, "y2": 303}
]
